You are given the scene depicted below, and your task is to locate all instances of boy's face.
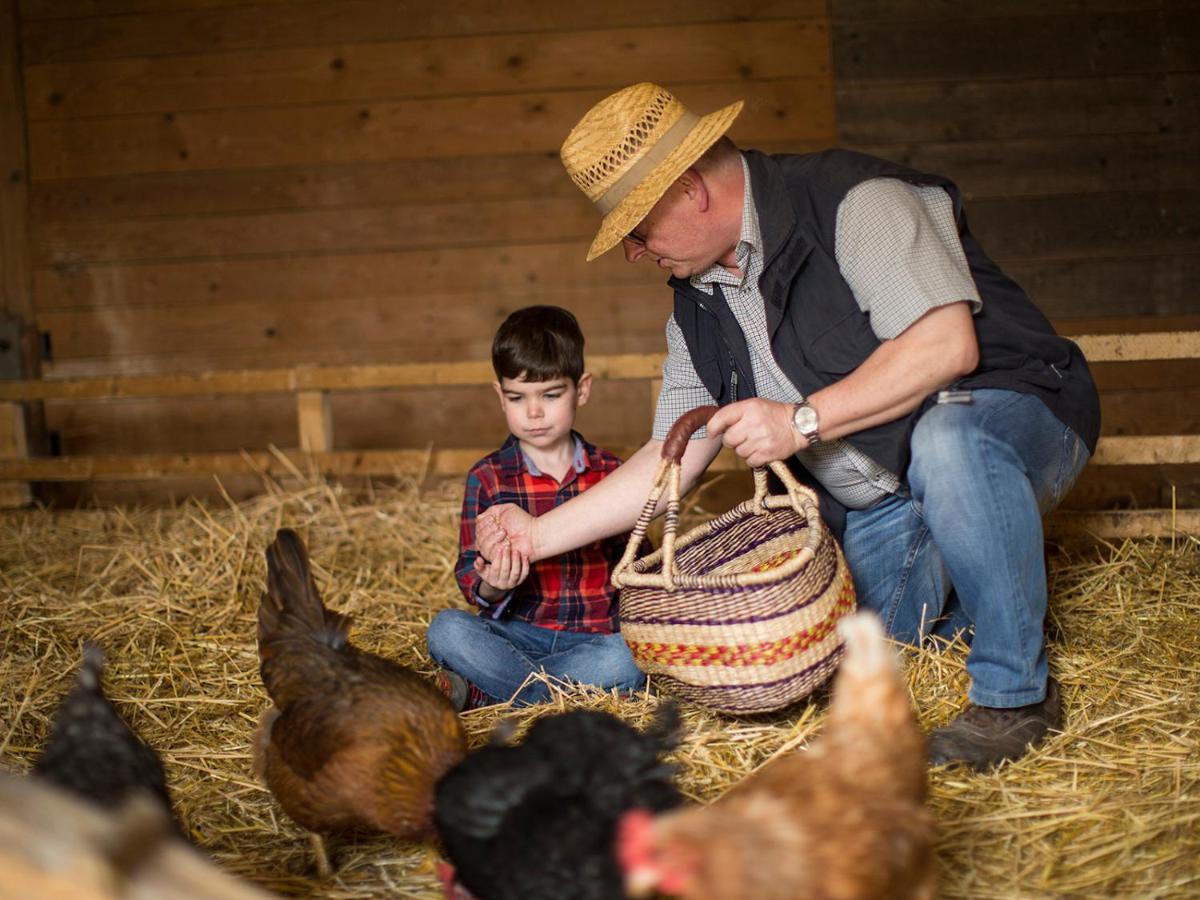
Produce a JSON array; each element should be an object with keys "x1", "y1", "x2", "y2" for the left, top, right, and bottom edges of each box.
[{"x1": 494, "y1": 372, "x2": 592, "y2": 451}]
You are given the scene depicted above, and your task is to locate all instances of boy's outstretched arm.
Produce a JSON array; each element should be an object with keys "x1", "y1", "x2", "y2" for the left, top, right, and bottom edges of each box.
[{"x1": 477, "y1": 433, "x2": 723, "y2": 564}]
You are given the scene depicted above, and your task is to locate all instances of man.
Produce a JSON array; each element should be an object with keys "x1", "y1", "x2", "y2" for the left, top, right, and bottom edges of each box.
[{"x1": 478, "y1": 82, "x2": 1100, "y2": 771}]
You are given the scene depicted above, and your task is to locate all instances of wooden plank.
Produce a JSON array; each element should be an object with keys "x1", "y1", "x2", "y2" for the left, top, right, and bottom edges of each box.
[
  {"x1": 31, "y1": 195, "x2": 598, "y2": 266},
  {"x1": 29, "y1": 154, "x2": 577, "y2": 223},
  {"x1": 1073, "y1": 331, "x2": 1200, "y2": 362},
  {"x1": 1065, "y1": 463, "x2": 1200, "y2": 511},
  {"x1": 1045, "y1": 508, "x2": 1200, "y2": 540},
  {"x1": 296, "y1": 391, "x2": 333, "y2": 453},
  {"x1": 832, "y1": 0, "x2": 1169, "y2": 21},
  {"x1": 1098, "y1": 388, "x2": 1200, "y2": 438},
  {"x1": 1, "y1": 0, "x2": 34, "y2": 322},
  {"x1": 4, "y1": 330, "x2": 1196, "y2": 402},
  {"x1": 1092, "y1": 435, "x2": 1200, "y2": 466},
  {"x1": 24, "y1": 20, "x2": 829, "y2": 119},
  {"x1": 833, "y1": 12, "x2": 1167, "y2": 84},
  {"x1": 836, "y1": 75, "x2": 1173, "y2": 144},
  {"x1": 847, "y1": 134, "x2": 1200, "y2": 199},
  {"x1": 1004, "y1": 255, "x2": 1200, "y2": 320},
  {"x1": 1090, "y1": 359, "x2": 1200, "y2": 392},
  {"x1": 0, "y1": 400, "x2": 31, "y2": 506},
  {"x1": 26, "y1": 139, "x2": 831, "y2": 223},
  {"x1": 34, "y1": 284, "x2": 671, "y2": 368},
  {"x1": 18, "y1": 0, "x2": 826, "y2": 64},
  {"x1": 0, "y1": 444, "x2": 749, "y2": 481},
  {"x1": 32, "y1": 240, "x2": 661, "y2": 311},
  {"x1": 0, "y1": 353, "x2": 668, "y2": 401},
  {"x1": 968, "y1": 191, "x2": 1200, "y2": 262},
  {"x1": 27, "y1": 78, "x2": 835, "y2": 181}
]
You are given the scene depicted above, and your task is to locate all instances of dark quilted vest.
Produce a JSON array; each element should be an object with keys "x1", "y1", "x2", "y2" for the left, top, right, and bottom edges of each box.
[{"x1": 670, "y1": 149, "x2": 1100, "y2": 535}]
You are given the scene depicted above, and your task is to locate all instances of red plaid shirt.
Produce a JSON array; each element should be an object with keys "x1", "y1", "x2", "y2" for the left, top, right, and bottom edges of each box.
[{"x1": 456, "y1": 432, "x2": 627, "y2": 634}]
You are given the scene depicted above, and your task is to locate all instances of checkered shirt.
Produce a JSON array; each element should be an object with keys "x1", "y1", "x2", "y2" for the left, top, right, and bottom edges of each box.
[
  {"x1": 653, "y1": 155, "x2": 981, "y2": 509},
  {"x1": 456, "y1": 432, "x2": 626, "y2": 634}
]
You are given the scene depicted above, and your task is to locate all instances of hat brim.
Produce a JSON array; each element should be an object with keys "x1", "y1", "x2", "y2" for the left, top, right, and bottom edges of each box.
[{"x1": 585, "y1": 99, "x2": 745, "y2": 262}]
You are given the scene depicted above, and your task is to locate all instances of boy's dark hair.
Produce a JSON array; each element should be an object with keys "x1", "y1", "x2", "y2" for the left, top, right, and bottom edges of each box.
[{"x1": 492, "y1": 305, "x2": 585, "y2": 383}]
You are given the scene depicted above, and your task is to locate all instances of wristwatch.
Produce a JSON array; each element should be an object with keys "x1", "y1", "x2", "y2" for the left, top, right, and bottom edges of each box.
[{"x1": 792, "y1": 401, "x2": 821, "y2": 445}]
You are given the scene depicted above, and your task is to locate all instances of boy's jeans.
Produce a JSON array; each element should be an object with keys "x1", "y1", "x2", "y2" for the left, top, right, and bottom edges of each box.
[
  {"x1": 426, "y1": 609, "x2": 646, "y2": 706},
  {"x1": 841, "y1": 389, "x2": 1090, "y2": 709}
]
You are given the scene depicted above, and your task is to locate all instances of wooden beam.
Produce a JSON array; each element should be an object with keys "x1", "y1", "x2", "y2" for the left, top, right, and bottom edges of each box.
[
  {"x1": 1046, "y1": 509, "x2": 1200, "y2": 541},
  {"x1": 1072, "y1": 331, "x2": 1200, "y2": 363},
  {"x1": 1091, "y1": 435, "x2": 1200, "y2": 466},
  {"x1": 0, "y1": 0, "x2": 33, "y2": 323},
  {"x1": 296, "y1": 391, "x2": 333, "y2": 453},
  {"x1": 0, "y1": 400, "x2": 30, "y2": 507},
  {"x1": 0, "y1": 355, "x2": 660, "y2": 401},
  {"x1": 3, "y1": 334, "x2": 1197, "y2": 403},
  {"x1": 0, "y1": 445, "x2": 748, "y2": 482}
]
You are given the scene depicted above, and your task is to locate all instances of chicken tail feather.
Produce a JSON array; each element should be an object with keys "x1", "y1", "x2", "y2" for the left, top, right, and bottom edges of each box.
[
  {"x1": 259, "y1": 528, "x2": 352, "y2": 651},
  {"x1": 79, "y1": 640, "x2": 106, "y2": 692}
]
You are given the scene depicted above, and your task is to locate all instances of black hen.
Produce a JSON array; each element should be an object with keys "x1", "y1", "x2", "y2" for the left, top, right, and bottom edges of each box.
[
  {"x1": 434, "y1": 704, "x2": 683, "y2": 900},
  {"x1": 32, "y1": 642, "x2": 179, "y2": 833}
]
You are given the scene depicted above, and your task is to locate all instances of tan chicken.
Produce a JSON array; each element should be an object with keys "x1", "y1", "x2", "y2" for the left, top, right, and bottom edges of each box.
[
  {"x1": 617, "y1": 612, "x2": 936, "y2": 900},
  {"x1": 253, "y1": 528, "x2": 467, "y2": 875}
]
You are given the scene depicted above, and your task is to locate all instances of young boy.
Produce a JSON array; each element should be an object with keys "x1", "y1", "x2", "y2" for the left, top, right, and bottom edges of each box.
[{"x1": 426, "y1": 305, "x2": 646, "y2": 710}]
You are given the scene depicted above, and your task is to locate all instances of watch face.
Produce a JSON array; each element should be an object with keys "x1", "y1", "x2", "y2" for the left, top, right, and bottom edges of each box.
[{"x1": 794, "y1": 404, "x2": 818, "y2": 433}]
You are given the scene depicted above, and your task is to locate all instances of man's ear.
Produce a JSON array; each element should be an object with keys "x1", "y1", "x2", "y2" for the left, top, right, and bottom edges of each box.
[
  {"x1": 575, "y1": 372, "x2": 593, "y2": 407},
  {"x1": 678, "y1": 168, "x2": 710, "y2": 212}
]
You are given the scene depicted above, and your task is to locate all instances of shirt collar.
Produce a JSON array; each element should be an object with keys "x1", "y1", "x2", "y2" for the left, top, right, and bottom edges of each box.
[
  {"x1": 519, "y1": 432, "x2": 588, "y2": 478},
  {"x1": 691, "y1": 153, "x2": 762, "y2": 290}
]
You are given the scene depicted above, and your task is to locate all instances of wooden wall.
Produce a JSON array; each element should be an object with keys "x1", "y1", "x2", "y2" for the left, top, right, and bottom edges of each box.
[
  {"x1": 5, "y1": 1, "x2": 1198, "y2": 508},
  {"x1": 832, "y1": 0, "x2": 1199, "y2": 509},
  {"x1": 12, "y1": 0, "x2": 835, "y2": 503}
]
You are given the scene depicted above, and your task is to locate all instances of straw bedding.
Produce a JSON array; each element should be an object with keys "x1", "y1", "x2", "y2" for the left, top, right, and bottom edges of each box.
[{"x1": 0, "y1": 477, "x2": 1196, "y2": 898}]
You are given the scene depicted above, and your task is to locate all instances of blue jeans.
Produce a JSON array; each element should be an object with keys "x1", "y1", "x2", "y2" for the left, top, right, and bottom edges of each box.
[
  {"x1": 842, "y1": 390, "x2": 1090, "y2": 709},
  {"x1": 425, "y1": 609, "x2": 646, "y2": 706}
]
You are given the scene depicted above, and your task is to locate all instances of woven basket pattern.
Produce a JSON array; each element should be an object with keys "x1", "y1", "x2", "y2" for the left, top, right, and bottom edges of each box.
[{"x1": 619, "y1": 508, "x2": 856, "y2": 714}]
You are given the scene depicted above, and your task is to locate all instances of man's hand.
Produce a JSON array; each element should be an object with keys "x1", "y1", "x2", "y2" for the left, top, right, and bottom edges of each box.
[
  {"x1": 476, "y1": 503, "x2": 536, "y2": 562},
  {"x1": 706, "y1": 398, "x2": 803, "y2": 467},
  {"x1": 473, "y1": 544, "x2": 529, "y2": 599}
]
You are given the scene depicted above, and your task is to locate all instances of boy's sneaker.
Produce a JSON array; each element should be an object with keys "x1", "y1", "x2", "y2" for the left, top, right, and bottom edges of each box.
[
  {"x1": 928, "y1": 677, "x2": 1062, "y2": 771},
  {"x1": 435, "y1": 669, "x2": 470, "y2": 712}
]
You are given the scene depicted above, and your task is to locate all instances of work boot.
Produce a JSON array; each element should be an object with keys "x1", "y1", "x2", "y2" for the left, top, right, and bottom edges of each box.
[{"x1": 928, "y1": 677, "x2": 1062, "y2": 771}]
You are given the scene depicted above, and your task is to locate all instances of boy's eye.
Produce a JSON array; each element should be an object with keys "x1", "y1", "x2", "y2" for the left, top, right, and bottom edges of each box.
[{"x1": 544, "y1": 392, "x2": 562, "y2": 400}]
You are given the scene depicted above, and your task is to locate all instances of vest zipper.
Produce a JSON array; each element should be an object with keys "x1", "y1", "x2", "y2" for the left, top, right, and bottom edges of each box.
[{"x1": 730, "y1": 356, "x2": 739, "y2": 401}]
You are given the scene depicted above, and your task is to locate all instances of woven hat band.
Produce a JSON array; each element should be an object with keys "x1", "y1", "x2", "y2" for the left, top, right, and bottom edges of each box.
[{"x1": 593, "y1": 110, "x2": 700, "y2": 216}]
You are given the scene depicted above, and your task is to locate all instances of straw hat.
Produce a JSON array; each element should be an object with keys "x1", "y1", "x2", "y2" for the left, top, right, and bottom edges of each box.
[{"x1": 561, "y1": 83, "x2": 743, "y2": 261}]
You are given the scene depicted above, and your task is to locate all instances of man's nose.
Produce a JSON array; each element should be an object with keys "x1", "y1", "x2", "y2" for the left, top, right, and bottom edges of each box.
[{"x1": 622, "y1": 239, "x2": 646, "y2": 263}]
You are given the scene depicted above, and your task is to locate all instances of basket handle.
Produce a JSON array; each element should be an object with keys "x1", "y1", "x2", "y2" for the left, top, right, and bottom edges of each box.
[
  {"x1": 612, "y1": 405, "x2": 822, "y2": 590},
  {"x1": 662, "y1": 404, "x2": 718, "y2": 464}
]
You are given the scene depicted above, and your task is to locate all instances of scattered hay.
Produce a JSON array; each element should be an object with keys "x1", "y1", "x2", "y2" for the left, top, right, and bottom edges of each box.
[{"x1": 0, "y1": 480, "x2": 1197, "y2": 898}]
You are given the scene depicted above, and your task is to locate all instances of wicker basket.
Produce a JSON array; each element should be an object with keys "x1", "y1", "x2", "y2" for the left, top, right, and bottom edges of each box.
[{"x1": 612, "y1": 406, "x2": 856, "y2": 714}]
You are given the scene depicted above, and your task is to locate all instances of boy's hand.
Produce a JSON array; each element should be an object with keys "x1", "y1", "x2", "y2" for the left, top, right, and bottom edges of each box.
[
  {"x1": 473, "y1": 544, "x2": 529, "y2": 596},
  {"x1": 477, "y1": 504, "x2": 536, "y2": 562}
]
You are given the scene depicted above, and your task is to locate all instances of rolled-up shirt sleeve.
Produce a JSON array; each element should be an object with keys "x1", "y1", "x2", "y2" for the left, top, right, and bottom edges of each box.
[{"x1": 835, "y1": 178, "x2": 982, "y2": 341}]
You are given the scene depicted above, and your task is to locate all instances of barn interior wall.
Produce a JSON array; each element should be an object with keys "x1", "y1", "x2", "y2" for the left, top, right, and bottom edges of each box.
[
  {"x1": 4, "y1": 0, "x2": 1197, "y2": 507},
  {"x1": 831, "y1": 0, "x2": 1199, "y2": 510}
]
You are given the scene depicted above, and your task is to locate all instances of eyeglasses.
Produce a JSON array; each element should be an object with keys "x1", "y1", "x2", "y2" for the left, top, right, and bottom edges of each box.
[{"x1": 624, "y1": 227, "x2": 648, "y2": 246}]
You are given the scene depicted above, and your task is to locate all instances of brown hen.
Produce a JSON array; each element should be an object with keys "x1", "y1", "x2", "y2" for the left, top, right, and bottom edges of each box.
[
  {"x1": 253, "y1": 528, "x2": 467, "y2": 875},
  {"x1": 618, "y1": 612, "x2": 936, "y2": 900}
]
